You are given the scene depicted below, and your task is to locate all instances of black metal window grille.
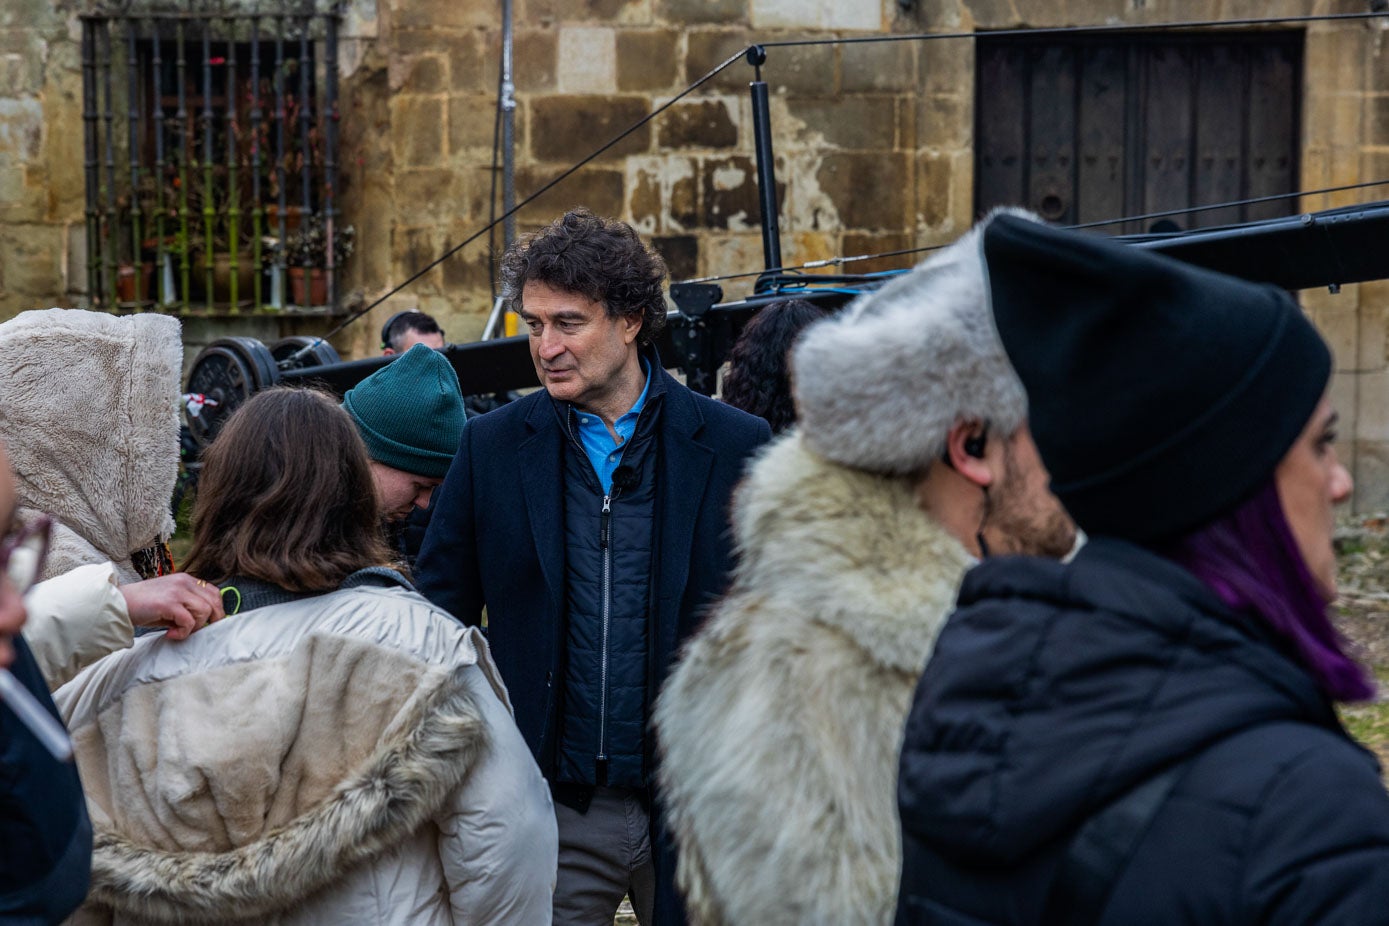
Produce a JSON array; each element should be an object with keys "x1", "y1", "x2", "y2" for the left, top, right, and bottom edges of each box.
[{"x1": 80, "y1": 9, "x2": 343, "y2": 313}]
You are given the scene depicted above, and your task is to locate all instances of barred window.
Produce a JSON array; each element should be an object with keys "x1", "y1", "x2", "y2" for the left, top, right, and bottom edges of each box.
[{"x1": 80, "y1": 7, "x2": 345, "y2": 313}]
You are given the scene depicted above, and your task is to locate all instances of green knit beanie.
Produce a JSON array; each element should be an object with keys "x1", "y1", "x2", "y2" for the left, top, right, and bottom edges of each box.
[{"x1": 343, "y1": 343, "x2": 466, "y2": 479}]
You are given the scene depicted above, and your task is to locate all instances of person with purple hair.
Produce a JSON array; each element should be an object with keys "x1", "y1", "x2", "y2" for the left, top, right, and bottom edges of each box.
[{"x1": 894, "y1": 213, "x2": 1389, "y2": 925}]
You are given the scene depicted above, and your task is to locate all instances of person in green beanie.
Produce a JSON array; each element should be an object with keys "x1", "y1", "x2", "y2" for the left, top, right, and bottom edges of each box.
[{"x1": 342, "y1": 343, "x2": 467, "y2": 525}]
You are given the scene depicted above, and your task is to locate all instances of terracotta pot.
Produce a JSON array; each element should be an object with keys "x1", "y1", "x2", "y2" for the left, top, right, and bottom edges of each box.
[
  {"x1": 289, "y1": 266, "x2": 326, "y2": 306},
  {"x1": 266, "y1": 204, "x2": 305, "y2": 235},
  {"x1": 115, "y1": 264, "x2": 139, "y2": 303}
]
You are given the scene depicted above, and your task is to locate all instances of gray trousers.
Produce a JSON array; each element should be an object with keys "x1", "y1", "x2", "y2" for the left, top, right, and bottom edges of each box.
[{"x1": 553, "y1": 787, "x2": 656, "y2": 926}]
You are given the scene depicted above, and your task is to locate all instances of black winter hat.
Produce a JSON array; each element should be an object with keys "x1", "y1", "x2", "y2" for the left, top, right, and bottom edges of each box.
[{"x1": 982, "y1": 213, "x2": 1331, "y2": 543}]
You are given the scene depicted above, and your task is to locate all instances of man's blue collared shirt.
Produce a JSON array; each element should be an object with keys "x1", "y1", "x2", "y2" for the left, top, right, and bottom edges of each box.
[{"x1": 575, "y1": 362, "x2": 652, "y2": 494}]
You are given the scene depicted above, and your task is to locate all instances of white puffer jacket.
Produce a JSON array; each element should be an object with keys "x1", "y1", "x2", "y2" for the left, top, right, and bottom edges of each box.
[
  {"x1": 25, "y1": 561, "x2": 133, "y2": 689},
  {"x1": 55, "y1": 575, "x2": 557, "y2": 925}
]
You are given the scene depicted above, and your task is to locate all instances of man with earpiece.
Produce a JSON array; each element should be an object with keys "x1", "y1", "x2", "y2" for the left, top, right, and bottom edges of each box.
[{"x1": 654, "y1": 210, "x2": 1076, "y2": 926}]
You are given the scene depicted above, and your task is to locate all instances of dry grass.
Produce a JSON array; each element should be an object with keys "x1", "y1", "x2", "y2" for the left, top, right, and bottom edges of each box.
[{"x1": 1333, "y1": 513, "x2": 1389, "y2": 767}]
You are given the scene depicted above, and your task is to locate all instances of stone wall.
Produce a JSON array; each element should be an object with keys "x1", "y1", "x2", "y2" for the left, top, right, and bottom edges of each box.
[
  {"x1": 2, "y1": 0, "x2": 1388, "y2": 508},
  {"x1": 0, "y1": 0, "x2": 83, "y2": 321}
]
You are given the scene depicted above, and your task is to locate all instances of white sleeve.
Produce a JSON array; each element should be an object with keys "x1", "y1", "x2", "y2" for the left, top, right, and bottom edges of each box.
[
  {"x1": 438, "y1": 665, "x2": 557, "y2": 925},
  {"x1": 23, "y1": 562, "x2": 133, "y2": 690}
]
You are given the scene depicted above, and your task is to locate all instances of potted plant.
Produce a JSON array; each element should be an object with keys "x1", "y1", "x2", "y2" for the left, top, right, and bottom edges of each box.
[{"x1": 282, "y1": 213, "x2": 354, "y2": 307}]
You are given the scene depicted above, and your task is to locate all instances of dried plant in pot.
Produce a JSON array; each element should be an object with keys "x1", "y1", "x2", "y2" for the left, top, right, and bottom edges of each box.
[{"x1": 282, "y1": 214, "x2": 354, "y2": 307}]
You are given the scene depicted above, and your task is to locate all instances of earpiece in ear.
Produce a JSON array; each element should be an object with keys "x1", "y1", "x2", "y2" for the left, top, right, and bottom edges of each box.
[
  {"x1": 965, "y1": 434, "x2": 986, "y2": 458},
  {"x1": 381, "y1": 310, "x2": 411, "y2": 350}
]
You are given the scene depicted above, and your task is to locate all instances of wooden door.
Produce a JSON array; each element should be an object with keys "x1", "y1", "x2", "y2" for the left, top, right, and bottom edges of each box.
[{"x1": 975, "y1": 32, "x2": 1302, "y2": 233}]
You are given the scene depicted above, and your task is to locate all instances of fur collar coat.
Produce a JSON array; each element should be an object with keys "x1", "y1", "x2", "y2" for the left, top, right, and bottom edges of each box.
[
  {"x1": 655, "y1": 434, "x2": 973, "y2": 926},
  {"x1": 55, "y1": 580, "x2": 557, "y2": 925},
  {"x1": 0, "y1": 309, "x2": 183, "y2": 582}
]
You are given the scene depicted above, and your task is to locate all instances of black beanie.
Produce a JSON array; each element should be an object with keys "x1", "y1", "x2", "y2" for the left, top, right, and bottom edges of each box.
[{"x1": 982, "y1": 213, "x2": 1331, "y2": 544}]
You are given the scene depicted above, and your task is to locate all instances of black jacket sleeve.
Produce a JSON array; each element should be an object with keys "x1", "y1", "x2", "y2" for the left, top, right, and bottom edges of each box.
[
  {"x1": 415, "y1": 419, "x2": 485, "y2": 626},
  {"x1": 0, "y1": 635, "x2": 92, "y2": 923},
  {"x1": 1243, "y1": 731, "x2": 1389, "y2": 925}
]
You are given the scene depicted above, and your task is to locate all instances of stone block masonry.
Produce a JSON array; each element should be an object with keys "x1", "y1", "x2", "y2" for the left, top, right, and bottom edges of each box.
[{"x1": 0, "y1": 0, "x2": 1386, "y2": 507}]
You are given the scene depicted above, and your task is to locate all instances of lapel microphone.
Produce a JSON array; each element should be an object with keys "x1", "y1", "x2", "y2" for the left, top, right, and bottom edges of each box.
[{"x1": 611, "y1": 465, "x2": 638, "y2": 495}]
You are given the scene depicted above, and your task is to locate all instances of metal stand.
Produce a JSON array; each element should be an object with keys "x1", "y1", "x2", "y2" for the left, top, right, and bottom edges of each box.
[{"x1": 747, "y1": 45, "x2": 782, "y2": 278}]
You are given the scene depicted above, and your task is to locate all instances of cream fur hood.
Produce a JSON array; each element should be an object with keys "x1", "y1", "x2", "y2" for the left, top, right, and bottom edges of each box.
[
  {"x1": 55, "y1": 581, "x2": 556, "y2": 925},
  {"x1": 655, "y1": 434, "x2": 972, "y2": 926},
  {"x1": 0, "y1": 309, "x2": 182, "y2": 581}
]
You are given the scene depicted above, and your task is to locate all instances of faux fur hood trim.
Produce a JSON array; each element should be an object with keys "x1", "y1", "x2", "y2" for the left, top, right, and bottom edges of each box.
[
  {"x1": 656, "y1": 434, "x2": 974, "y2": 926},
  {"x1": 726, "y1": 433, "x2": 973, "y2": 674},
  {"x1": 87, "y1": 667, "x2": 490, "y2": 923},
  {"x1": 792, "y1": 210, "x2": 1036, "y2": 476},
  {"x1": 0, "y1": 309, "x2": 181, "y2": 575}
]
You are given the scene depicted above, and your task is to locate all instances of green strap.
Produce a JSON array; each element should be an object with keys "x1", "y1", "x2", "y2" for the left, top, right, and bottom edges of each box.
[{"x1": 219, "y1": 585, "x2": 242, "y2": 616}]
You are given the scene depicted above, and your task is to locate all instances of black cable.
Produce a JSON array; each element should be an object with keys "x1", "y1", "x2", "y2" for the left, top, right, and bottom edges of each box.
[
  {"x1": 1067, "y1": 179, "x2": 1389, "y2": 230},
  {"x1": 760, "y1": 11, "x2": 1388, "y2": 50},
  {"x1": 675, "y1": 181, "x2": 1389, "y2": 287},
  {"x1": 312, "y1": 45, "x2": 753, "y2": 346}
]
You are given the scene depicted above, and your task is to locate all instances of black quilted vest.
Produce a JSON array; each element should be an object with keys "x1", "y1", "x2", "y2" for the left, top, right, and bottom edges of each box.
[{"x1": 555, "y1": 393, "x2": 661, "y2": 789}]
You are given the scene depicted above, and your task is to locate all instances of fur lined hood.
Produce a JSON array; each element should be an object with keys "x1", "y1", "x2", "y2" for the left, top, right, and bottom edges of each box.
[
  {"x1": 56, "y1": 583, "x2": 556, "y2": 925},
  {"x1": 0, "y1": 309, "x2": 182, "y2": 582},
  {"x1": 656, "y1": 434, "x2": 972, "y2": 926}
]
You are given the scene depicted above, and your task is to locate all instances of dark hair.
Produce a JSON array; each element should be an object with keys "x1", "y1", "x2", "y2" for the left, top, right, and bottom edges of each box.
[
  {"x1": 183, "y1": 388, "x2": 394, "y2": 592},
  {"x1": 382, "y1": 310, "x2": 444, "y2": 352},
  {"x1": 722, "y1": 299, "x2": 829, "y2": 434},
  {"x1": 500, "y1": 208, "x2": 668, "y2": 346},
  {"x1": 1160, "y1": 479, "x2": 1373, "y2": 702}
]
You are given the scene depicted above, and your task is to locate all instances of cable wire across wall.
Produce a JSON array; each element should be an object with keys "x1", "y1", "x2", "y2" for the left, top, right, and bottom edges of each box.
[{"x1": 325, "y1": 9, "x2": 1389, "y2": 340}]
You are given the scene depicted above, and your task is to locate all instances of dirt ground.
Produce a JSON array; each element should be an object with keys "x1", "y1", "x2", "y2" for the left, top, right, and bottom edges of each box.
[{"x1": 1332, "y1": 513, "x2": 1389, "y2": 766}]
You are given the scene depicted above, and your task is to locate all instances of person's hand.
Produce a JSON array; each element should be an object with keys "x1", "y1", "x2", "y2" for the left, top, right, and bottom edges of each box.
[{"x1": 119, "y1": 573, "x2": 225, "y2": 641}]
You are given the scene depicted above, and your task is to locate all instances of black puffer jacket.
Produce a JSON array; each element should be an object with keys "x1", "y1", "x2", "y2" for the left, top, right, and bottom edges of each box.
[{"x1": 896, "y1": 537, "x2": 1389, "y2": 926}]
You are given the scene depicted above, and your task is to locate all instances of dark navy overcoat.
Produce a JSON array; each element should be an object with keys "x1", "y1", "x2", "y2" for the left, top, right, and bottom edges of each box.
[{"x1": 416, "y1": 362, "x2": 770, "y2": 924}]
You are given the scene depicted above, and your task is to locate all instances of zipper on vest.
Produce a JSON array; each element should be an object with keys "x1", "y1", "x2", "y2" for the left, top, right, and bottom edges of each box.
[{"x1": 597, "y1": 491, "x2": 612, "y2": 785}]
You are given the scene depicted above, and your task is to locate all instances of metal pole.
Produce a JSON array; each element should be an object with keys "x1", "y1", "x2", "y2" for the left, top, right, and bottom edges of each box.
[
  {"x1": 201, "y1": 19, "x2": 214, "y2": 303},
  {"x1": 273, "y1": 21, "x2": 286, "y2": 308},
  {"x1": 298, "y1": 21, "x2": 311, "y2": 222},
  {"x1": 226, "y1": 22, "x2": 240, "y2": 311},
  {"x1": 501, "y1": 0, "x2": 516, "y2": 247},
  {"x1": 176, "y1": 20, "x2": 190, "y2": 311},
  {"x1": 101, "y1": 23, "x2": 118, "y2": 307},
  {"x1": 325, "y1": 9, "x2": 340, "y2": 312},
  {"x1": 126, "y1": 21, "x2": 142, "y2": 302},
  {"x1": 81, "y1": 19, "x2": 101, "y2": 306},
  {"x1": 298, "y1": 17, "x2": 312, "y2": 305},
  {"x1": 152, "y1": 19, "x2": 167, "y2": 306},
  {"x1": 746, "y1": 46, "x2": 782, "y2": 275},
  {"x1": 250, "y1": 15, "x2": 263, "y2": 309}
]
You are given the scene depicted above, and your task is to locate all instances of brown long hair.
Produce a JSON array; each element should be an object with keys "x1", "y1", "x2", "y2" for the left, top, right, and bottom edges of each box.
[{"x1": 183, "y1": 387, "x2": 393, "y2": 592}]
